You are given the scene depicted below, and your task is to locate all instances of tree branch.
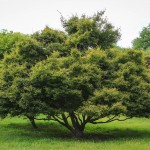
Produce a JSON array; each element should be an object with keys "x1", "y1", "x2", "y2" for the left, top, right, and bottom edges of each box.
[
  {"x1": 34, "y1": 117, "x2": 51, "y2": 121},
  {"x1": 89, "y1": 116, "x2": 132, "y2": 124},
  {"x1": 53, "y1": 114, "x2": 74, "y2": 132}
]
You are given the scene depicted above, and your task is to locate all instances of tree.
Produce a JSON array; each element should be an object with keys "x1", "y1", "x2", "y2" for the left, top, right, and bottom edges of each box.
[
  {"x1": 0, "y1": 37, "x2": 48, "y2": 128},
  {"x1": 133, "y1": 24, "x2": 150, "y2": 50},
  {"x1": 0, "y1": 12, "x2": 150, "y2": 138},
  {"x1": 61, "y1": 11, "x2": 121, "y2": 51},
  {"x1": 0, "y1": 30, "x2": 27, "y2": 58},
  {"x1": 21, "y1": 49, "x2": 150, "y2": 138}
]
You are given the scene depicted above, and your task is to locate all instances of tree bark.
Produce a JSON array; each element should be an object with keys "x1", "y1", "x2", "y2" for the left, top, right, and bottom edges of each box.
[
  {"x1": 73, "y1": 129, "x2": 84, "y2": 138},
  {"x1": 27, "y1": 116, "x2": 38, "y2": 129}
]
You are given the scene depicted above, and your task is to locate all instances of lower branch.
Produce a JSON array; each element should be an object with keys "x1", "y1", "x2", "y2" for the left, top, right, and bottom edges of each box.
[{"x1": 89, "y1": 116, "x2": 132, "y2": 124}]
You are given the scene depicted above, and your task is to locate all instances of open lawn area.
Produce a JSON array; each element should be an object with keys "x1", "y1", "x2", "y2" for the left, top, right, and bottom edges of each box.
[{"x1": 0, "y1": 117, "x2": 150, "y2": 150}]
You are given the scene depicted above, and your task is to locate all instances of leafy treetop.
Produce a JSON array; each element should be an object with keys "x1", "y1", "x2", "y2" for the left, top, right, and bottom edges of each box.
[{"x1": 133, "y1": 24, "x2": 150, "y2": 50}]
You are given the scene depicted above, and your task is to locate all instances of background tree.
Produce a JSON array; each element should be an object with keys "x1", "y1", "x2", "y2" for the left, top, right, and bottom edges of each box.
[
  {"x1": 0, "y1": 30, "x2": 27, "y2": 58},
  {"x1": 132, "y1": 24, "x2": 150, "y2": 50}
]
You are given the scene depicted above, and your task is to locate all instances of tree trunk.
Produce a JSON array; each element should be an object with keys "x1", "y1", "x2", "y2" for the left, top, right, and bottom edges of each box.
[
  {"x1": 69, "y1": 112, "x2": 85, "y2": 138},
  {"x1": 27, "y1": 116, "x2": 37, "y2": 129},
  {"x1": 73, "y1": 129, "x2": 84, "y2": 138},
  {"x1": 53, "y1": 112, "x2": 87, "y2": 138}
]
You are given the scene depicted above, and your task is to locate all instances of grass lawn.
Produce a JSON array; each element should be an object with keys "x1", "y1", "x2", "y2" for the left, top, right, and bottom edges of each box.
[{"x1": 0, "y1": 117, "x2": 150, "y2": 150}]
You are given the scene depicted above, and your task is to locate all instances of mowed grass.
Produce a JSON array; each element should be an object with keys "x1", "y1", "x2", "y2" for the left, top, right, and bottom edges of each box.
[{"x1": 0, "y1": 117, "x2": 150, "y2": 150}]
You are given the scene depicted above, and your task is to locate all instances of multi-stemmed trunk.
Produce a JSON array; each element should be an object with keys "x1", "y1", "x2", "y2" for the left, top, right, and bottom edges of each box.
[
  {"x1": 52, "y1": 112, "x2": 89, "y2": 138},
  {"x1": 52, "y1": 112, "x2": 130, "y2": 138},
  {"x1": 69, "y1": 112, "x2": 85, "y2": 138}
]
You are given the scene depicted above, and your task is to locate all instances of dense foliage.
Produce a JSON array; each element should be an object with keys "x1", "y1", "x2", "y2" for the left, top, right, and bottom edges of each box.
[{"x1": 61, "y1": 11, "x2": 120, "y2": 51}]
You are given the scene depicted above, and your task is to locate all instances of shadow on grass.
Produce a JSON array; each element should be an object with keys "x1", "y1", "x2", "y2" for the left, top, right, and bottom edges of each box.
[{"x1": 1, "y1": 121, "x2": 150, "y2": 142}]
